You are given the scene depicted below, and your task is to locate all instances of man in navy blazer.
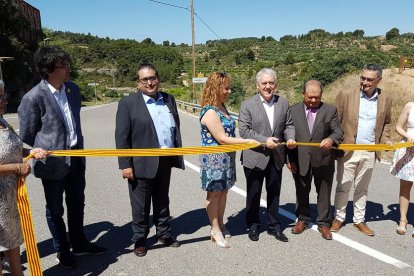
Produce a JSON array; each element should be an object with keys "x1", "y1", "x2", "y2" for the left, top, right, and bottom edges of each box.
[
  {"x1": 287, "y1": 80, "x2": 343, "y2": 240},
  {"x1": 115, "y1": 64, "x2": 184, "y2": 257},
  {"x1": 18, "y1": 46, "x2": 105, "y2": 269}
]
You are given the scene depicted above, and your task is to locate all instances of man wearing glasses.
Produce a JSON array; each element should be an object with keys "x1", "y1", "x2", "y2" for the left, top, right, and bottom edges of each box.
[
  {"x1": 331, "y1": 64, "x2": 392, "y2": 236},
  {"x1": 18, "y1": 46, "x2": 106, "y2": 269},
  {"x1": 115, "y1": 64, "x2": 184, "y2": 257}
]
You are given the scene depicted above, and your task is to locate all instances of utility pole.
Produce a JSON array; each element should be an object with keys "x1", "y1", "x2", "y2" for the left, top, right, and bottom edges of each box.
[{"x1": 190, "y1": 0, "x2": 196, "y2": 103}]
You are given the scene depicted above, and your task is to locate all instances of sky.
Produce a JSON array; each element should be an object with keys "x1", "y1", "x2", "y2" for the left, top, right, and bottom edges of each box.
[{"x1": 26, "y1": 0, "x2": 414, "y2": 44}]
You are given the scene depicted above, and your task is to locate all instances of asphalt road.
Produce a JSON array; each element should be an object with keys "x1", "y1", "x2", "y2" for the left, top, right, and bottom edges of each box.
[{"x1": 3, "y1": 102, "x2": 414, "y2": 276}]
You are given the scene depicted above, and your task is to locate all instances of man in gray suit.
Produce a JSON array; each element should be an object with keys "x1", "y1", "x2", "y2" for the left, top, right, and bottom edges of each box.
[
  {"x1": 287, "y1": 80, "x2": 343, "y2": 240},
  {"x1": 18, "y1": 46, "x2": 105, "y2": 269},
  {"x1": 239, "y1": 68, "x2": 296, "y2": 242}
]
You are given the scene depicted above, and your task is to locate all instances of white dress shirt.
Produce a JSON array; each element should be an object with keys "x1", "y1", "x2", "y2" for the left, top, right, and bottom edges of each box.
[
  {"x1": 259, "y1": 94, "x2": 275, "y2": 131},
  {"x1": 47, "y1": 81, "x2": 78, "y2": 147}
]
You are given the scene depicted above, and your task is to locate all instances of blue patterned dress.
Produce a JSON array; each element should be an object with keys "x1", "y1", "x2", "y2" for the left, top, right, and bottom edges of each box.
[{"x1": 199, "y1": 106, "x2": 236, "y2": 192}]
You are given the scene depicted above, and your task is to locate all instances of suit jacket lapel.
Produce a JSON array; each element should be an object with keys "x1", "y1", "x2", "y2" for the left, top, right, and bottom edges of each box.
[
  {"x1": 254, "y1": 94, "x2": 272, "y2": 134},
  {"x1": 136, "y1": 91, "x2": 158, "y2": 136},
  {"x1": 41, "y1": 81, "x2": 67, "y2": 128},
  {"x1": 311, "y1": 103, "x2": 325, "y2": 137},
  {"x1": 298, "y1": 104, "x2": 311, "y2": 137}
]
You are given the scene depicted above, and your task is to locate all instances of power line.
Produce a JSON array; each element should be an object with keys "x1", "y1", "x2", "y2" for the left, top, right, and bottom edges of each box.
[{"x1": 148, "y1": 0, "x2": 221, "y2": 40}]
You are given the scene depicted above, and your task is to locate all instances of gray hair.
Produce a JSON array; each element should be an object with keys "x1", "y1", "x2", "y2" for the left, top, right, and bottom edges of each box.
[
  {"x1": 0, "y1": 80, "x2": 4, "y2": 90},
  {"x1": 256, "y1": 68, "x2": 277, "y2": 84},
  {"x1": 364, "y1": 63, "x2": 383, "y2": 77}
]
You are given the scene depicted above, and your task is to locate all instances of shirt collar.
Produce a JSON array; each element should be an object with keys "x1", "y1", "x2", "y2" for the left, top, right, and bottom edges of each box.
[
  {"x1": 360, "y1": 89, "x2": 378, "y2": 100},
  {"x1": 259, "y1": 94, "x2": 274, "y2": 104},
  {"x1": 142, "y1": 91, "x2": 162, "y2": 103},
  {"x1": 304, "y1": 103, "x2": 318, "y2": 112},
  {"x1": 45, "y1": 80, "x2": 65, "y2": 94}
]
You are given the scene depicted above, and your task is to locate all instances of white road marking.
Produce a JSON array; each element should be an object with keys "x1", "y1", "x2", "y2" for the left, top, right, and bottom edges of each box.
[{"x1": 183, "y1": 158, "x2": 411, "y2": 269}]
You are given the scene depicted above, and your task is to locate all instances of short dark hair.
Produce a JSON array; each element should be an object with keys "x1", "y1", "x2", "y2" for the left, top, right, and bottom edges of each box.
[
  {"x1": 136, "y1": 64, "x2": 159, "y2": 80},
  {"x1": 34, "y1": 46, "x2": 71, "y2": 80},
  {"x1": 364, "y1": 63, "x2": 383, "y2": 77}
]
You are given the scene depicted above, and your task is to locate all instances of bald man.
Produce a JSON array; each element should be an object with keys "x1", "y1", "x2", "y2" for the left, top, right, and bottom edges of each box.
[{"x1": 287, "y1": 80, "x2": 343, "y2": 240}]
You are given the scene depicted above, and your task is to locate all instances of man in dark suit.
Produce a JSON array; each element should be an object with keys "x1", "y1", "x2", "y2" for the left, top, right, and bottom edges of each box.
[
  {"x1": 287, "y1": 80, "x2": 343, "y2": 240},
  {"x1": 115, "y1": 64, "x2": 185, "y2": 257},
  {"x1": 18, "y1": 46, "x2": 106, "y2": 269},
  {"x1": 239, "y1": 68, "x2": 296, "y2": 242}
]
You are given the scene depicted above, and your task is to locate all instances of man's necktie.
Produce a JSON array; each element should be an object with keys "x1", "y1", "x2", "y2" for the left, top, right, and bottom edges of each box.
[{"x1": 306, "y1": 108, "x2": 316, "y2": 133}]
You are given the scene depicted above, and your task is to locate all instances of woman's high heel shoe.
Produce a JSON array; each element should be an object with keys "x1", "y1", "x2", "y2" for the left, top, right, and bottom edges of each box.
[
  {"x1": 210, "y1": 231, "x2": 230, "y2": 248},
  {"x1": 221, "y1": 226, "x2": 231, "y2": 239},
  {"x1": 396, "y1": 220, "x2": 408, "y2": 235}
]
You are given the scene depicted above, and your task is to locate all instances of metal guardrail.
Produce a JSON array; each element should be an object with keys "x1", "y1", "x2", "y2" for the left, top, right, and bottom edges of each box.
[{"x1": 176, "y1": 100, "x2": 239, "y2": 119}]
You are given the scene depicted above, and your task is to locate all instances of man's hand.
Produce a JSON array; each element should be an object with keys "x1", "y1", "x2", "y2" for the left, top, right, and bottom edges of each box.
[
  {"x1": 320, "y1": 138, "x2": 334, "y2": 150},
  {"x1": 286, "y1": 139, "x2": 297, "y2": 149},
  {"x1": 121, "y1": 168, "x2": 134, "y2": 180},
  {"x1": 266, "y1": 137, "x2": 279, "y2": 149},
  {"x1": 287, "y1": 162, "x2": 297, "y2": 173}
]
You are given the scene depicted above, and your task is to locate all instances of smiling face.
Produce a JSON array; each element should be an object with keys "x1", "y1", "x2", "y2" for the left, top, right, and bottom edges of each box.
[
  {"x1": 218, "y1": 80, "x2": 231, "y2": 103},
  {"x1": 257, "y1": 73, "x2": 277, "y2": 102},
  {"x1": 360, "y1": 69, "x2": 381, "y2": 95},
  {"x1": 137, "y1": 67, "x2": 160, "y2": 98}
]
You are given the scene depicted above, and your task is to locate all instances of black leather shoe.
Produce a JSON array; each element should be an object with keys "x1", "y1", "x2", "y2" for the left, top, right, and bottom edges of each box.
[
  {"x1": 72, "y1": 242, "x2": 107, "y2": 256},
  {"x1": 248, "y1": 227, "x2": 260, "y2": 241},
  {"x1": 267, "y1": 230, "x2": 288, "y2": 242},
  {"x1": 56, "y1": 250, "x2": 76, "y2": 269},
  {"x1": 158, "y1": 235, "x2": 181, "y2": 247}
]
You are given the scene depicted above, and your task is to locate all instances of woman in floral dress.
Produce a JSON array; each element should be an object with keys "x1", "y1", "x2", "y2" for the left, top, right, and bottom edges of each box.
[
  {"x1": 199, "y1": 72, "x2": 256, "y2": 248},
  {"x1": 390, "y1": 101, "x2": 414, "y2": 236},
  {"x1": 0, "y1": 80, "x2": 46, "y2": 275}
]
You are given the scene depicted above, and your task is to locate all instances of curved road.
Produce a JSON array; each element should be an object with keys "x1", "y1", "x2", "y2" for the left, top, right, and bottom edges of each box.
[{"x1": 3, "y1": 102, "x2": 414, "y2": 275}]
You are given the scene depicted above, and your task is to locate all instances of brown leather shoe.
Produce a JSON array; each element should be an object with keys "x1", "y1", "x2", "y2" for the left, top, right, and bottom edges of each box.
[
  {"x1": 133, "y1": 246, "x2": 147, "y2": 257},
  {"x1": 318, "y1": 226, "x2": 332, "y2": 240},
  {"x1": 354, "y1": 222, "x2": 374, "y2": 236},
  {"x1": 330, "y1": 219, "x2": 343, "y2": 232},
  {"x1": 292, "y1": 220, "x2": 308, "y2": 234}
]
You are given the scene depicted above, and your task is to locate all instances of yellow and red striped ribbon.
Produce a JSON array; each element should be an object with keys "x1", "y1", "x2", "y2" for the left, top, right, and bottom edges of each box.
[
  {"x1": 16, "y1": 140, "x2": 414, "y2": 275},
  {"x1": 17, "y1": 155, "x2": 43, "y2": 276}
]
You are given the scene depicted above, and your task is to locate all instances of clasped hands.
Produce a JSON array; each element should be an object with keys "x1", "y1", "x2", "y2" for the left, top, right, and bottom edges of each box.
[{"x1": 265, "y1": 137, "x2": 297, "y2": 149}]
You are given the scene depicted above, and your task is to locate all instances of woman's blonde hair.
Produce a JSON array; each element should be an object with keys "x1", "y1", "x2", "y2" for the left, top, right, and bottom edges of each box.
[{"x1": 200, "y1": 72, "x2": 230, "y2": 107}]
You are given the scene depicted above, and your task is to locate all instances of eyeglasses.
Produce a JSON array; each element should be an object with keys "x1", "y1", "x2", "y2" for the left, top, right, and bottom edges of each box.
[
  {"x1": 139, "y1": 76, "x2": 158, "y2": 84},
  {"x1": 55, "y1": 62, "x2": 71, "y2": 70},
  {"x1": 0, "y1": 94, "x2": 8, "y2": 103},
  {"x1": 360, "y1": 76, "x2": 381, "y2": 83}
]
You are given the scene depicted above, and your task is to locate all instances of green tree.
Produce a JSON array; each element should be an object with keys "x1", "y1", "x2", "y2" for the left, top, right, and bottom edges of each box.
[
  {"x1": 228, "y1": 79, "x2": 245, "y2": 107},
  {"x1": 386, "y1": 28, "x2": 400, "y2": 40},
  {"x1": 352, "y1": 29, "x2": 365, "y2": 37}
]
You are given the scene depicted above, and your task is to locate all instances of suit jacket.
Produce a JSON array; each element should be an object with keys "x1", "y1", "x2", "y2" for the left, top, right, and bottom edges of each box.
[
  {"x1": 115, "y1": 91, "x2": 184, "y2": 179},
  {"x1": 18, "y1": 81, "x2": 84, "y2": 180},
  {"x1": 288, "y1": 102, "x2": 343, "y2": 176},
  {"x1": 239, "y1": 93, "x2": 295, "y2": 170},
  {"x1": 336, "y1": 87, "x2": 392, "y2": 160}
]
